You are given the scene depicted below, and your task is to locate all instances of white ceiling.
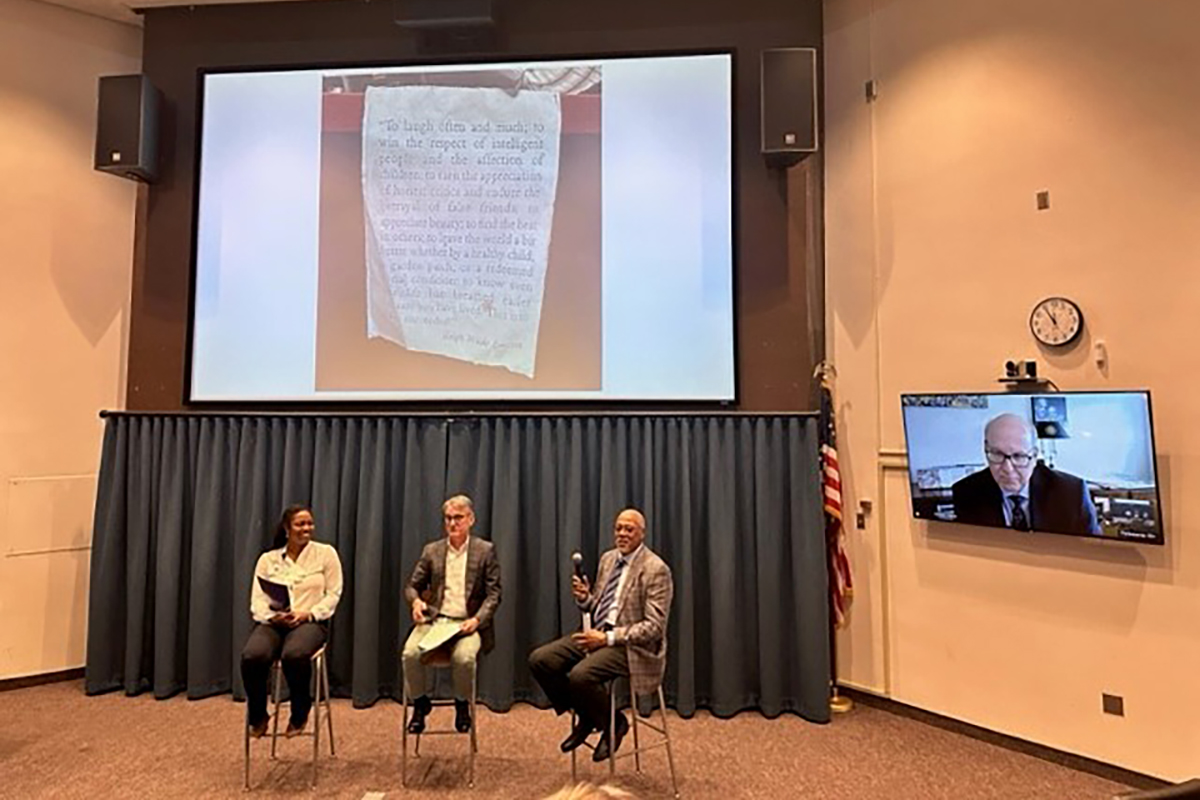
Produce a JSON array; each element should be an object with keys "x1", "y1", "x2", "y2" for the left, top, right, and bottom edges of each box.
[{"x1": 37, "y1": 0, "x2": 311, "y2": 27}]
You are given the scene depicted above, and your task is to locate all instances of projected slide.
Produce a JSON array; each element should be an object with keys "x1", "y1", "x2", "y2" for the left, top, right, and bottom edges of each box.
[
  {"x1": 900, "y1": 392, "x2": 1163, "y2": 544},
  {"x1": 191, "y1": 55, "x2": 733, "y2": 402}
]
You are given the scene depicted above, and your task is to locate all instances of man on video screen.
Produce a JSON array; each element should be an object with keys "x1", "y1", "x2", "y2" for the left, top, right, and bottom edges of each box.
[{"x1": 952, "y1": 413, "x2": 1101, "y2": 535}]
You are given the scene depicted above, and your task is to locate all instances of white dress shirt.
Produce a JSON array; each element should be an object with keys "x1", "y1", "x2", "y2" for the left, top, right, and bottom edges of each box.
[
  {"x1": 601, "y1": 544, "x2": 643, "y2": 646},
  {"x1": 250, "y1": 541, "x2": 344, "y2": 624},
  {"x1": 440, "y1": 537, "x2": 471, "y2": 619}
]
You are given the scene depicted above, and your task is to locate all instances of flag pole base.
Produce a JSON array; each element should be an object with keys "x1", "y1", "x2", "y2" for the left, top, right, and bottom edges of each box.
[{"x1": 830, "y1": 688, "x2": 854, "y2": 714}]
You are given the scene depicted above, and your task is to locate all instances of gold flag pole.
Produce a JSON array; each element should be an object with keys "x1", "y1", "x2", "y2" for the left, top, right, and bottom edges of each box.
[{"x1": 831, "y1": 685, "x2": 854, "y2": 714}]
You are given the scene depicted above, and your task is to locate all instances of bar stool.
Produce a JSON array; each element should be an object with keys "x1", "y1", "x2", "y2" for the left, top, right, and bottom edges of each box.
[
  {"x1": 243, "y1": 645, "x2": 335, "y2": 790},
  {"x1": 401, "y1": 650, "x2": 479, "y2": 788},
  {"x1": 570, "y1": 679, "x2": 680, "y2": 798}
]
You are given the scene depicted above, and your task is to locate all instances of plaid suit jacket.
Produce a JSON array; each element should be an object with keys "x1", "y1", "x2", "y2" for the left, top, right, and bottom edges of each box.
[
  {"x1": 404, "y1": 537, "x2": 502, "y2": 652},
  {"x1": 584, "y1": 545, "x2": 674, "y2": 695}
]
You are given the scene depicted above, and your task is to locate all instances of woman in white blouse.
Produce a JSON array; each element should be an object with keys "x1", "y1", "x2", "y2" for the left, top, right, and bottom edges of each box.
[{"x1": 241, "y1": 505, "x2": 344, "y2": 738}]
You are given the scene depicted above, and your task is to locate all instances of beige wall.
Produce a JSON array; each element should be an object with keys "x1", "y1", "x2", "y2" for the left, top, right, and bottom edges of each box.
[
  {"x1": 825, "y1": 0, "x2": 1200, "y2": 780},
  {"x1": 0, "y1": 0, "x2": 140, "y2": 679}
]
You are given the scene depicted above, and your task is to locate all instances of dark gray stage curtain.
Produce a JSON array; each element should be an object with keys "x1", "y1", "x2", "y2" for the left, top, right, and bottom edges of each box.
[
  {"x1": 87, "y1": 413, "x2": 829, "y2": 723},
  {"x1": 85, "y1": 415, "x2": 448, "y2": 705},
  {"x1": 444, "y1": 414, "x2": 829, "y2": 722}
]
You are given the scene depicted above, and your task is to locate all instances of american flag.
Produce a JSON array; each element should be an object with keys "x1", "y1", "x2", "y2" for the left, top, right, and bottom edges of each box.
[{"x1": 820, "y1": 375, "x2": 853, "y2": 628}]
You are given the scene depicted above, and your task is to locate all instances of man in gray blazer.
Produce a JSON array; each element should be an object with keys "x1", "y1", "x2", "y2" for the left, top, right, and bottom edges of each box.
[
  {"x1": 403, "y1": 494, "x2": 502, "y2": 734},
  {"x1": 529, "y1": 508, "x2": 674, "y2": 762}
]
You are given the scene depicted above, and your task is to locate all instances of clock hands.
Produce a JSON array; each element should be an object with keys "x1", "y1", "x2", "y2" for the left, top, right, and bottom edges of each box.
[{"x1": 1032, "y1": 298, "x2": 1082, "y2": 347}]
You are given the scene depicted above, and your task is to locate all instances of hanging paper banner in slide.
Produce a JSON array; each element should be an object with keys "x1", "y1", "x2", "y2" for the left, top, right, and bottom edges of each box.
[{"x1": 362, "y1": 86, "x2": 561, "y2": 378}]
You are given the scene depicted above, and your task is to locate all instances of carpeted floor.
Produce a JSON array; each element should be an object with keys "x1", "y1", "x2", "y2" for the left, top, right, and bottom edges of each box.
[{"x1": 0, "y1": 681, "x2": 1141, "y2": 799}]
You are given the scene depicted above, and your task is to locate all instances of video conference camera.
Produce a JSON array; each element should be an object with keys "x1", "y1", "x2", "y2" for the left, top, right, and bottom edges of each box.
[
  {"x1": 1004, "y1": 359, "x2": 1037, "y2": 380},
  {"x1": 999, "y1": 359, "x2": 1051, "y2": 389}
]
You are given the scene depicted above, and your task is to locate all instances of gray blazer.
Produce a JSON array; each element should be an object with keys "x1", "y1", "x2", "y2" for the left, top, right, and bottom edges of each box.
[
  {"x1": 582, "y1": 545, "x2": 673, "y2": 695},
  {"x1": 404, "y1": 537, "x2": 502, "y2": 652}
]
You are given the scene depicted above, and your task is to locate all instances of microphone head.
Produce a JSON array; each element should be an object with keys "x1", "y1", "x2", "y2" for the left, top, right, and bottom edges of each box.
[{"x1": 571, "y1": 552, "x2": 583, "y2": 565}]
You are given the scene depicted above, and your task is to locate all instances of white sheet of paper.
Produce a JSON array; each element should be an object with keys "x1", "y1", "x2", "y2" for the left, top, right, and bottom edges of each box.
[
  {"x1": 417, "y1": 617, "x2": 465, "y2": 654},
  {"x1": 362, "y1": 85, "x2": 562, "y2": 378}
]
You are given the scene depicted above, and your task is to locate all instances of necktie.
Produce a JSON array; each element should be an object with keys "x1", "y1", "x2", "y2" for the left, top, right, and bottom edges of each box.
[
  {"x1": 592, "y1": 557, "x2": 628, "y2": 629},
  {"x1": 1008, "y1": 495, "x2": 1030, "y2": 531}
]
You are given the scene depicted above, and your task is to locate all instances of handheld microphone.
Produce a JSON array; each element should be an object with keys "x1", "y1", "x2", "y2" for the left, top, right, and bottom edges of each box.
[{"x1": 572, "y1": 552, "x2": 593, "y2": 631}]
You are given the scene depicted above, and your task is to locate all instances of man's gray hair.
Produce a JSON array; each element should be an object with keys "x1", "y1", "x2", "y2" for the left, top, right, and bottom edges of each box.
[{"x1": 443, "y1": 494, "x2": 474, "y2": 513}]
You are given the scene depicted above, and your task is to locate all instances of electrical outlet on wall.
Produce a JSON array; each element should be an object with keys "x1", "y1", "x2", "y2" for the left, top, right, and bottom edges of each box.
[{"x1": 1102, "y1": 693, "x2": 1124, "y2": 716}]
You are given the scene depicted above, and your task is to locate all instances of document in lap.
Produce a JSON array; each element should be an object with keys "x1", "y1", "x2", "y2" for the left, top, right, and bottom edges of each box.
[
  {"x1": 418, "y1": 617, "x2": 464, "y2": 655},
  {"x1": 258, "y1": 577, "x2": 291, "y2": 611}
]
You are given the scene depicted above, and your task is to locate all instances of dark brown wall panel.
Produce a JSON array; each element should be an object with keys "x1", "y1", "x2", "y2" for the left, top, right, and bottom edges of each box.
[{"x1": 128, "y1": 0, "x2": 822, "y2": 411}]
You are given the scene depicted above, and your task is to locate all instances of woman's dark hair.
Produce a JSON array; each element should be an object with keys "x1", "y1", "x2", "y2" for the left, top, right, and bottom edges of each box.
[{"x1": 271, "y1": 504, "x2": 313, "y2": 550}]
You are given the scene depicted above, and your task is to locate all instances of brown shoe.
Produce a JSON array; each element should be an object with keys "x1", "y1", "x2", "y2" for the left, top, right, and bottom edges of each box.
[
  {"x1": 285, "y1": 717, "x2": 307, "y2": 738},
  {"x1": 248, "y1": 717, "x2": 269, "y2": 739}
]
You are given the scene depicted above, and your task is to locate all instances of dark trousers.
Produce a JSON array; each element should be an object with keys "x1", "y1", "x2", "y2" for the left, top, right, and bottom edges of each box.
[
  {"x1": 240, "y1": 622, "x2": 327, "y2": 726},
  {"x1": 528, "y1": 634, "x2": 629, "y2": 731}
]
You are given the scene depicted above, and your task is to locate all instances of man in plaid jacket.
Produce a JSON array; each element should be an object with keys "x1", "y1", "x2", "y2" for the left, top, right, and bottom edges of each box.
[{"x1": 529, "y1": 508, "x2": 674, "y2": 762}]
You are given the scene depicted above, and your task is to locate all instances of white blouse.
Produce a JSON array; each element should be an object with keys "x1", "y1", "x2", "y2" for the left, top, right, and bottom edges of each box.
[{"x1": 250, "y1": 541, "x2": 344, "y2": 624}]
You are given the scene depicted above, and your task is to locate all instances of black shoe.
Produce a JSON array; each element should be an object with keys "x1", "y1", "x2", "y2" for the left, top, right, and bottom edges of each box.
[
  {"x1": 560, "y1": 718, "x2": 594, "y2": 753},
  {"x1": 454, "y1": 699, "x2": 472, "y2": 733},
  {"x1": 592, "y1": 712, "x2": 629, "y2": 762},
  {"x1": 407, "y1": 695, "x2": 432, "y2": 734}
]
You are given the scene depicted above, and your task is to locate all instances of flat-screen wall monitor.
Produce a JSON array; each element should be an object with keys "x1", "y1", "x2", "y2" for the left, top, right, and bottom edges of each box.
[
  {"x1": 189, "y1": 53, "x2": 735, "y2": 402},
  {"x1": 900, "y1": 392, "x2": 1163, "y2": 544}
]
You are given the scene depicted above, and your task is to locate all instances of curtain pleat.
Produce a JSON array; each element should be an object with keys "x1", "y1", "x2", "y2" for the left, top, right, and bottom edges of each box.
[{"x1": 86, "y1": 413, "x2": 829, "y2": 722}]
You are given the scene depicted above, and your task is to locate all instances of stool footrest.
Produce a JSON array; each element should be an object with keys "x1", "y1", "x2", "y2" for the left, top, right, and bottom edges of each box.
[
  {"x1": 616, "y1": 740, "x2": 669, "y2": 759},
  {"x1": 637, "y1": 720, "x2": 667, "y2": 736}
]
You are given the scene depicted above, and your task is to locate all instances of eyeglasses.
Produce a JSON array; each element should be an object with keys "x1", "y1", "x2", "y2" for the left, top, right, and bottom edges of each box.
[
  {"x1": 985, "y1": 448, "x2": 1036, "y2": 468},
  {"x1": 444, "y1": 513, "x2": 469, "y2": 523}
]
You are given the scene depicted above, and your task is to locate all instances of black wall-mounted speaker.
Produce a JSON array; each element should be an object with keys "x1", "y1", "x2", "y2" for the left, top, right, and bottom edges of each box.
[
  {"x1": 94, "y1": 74, "x2": 160, "y2": 184},
  {"x1": 393, "y1": 0, "x2": 495, "y2": 28},
  {"x1": 761, "y1": 47, "x2": 819, "y2": 167}
]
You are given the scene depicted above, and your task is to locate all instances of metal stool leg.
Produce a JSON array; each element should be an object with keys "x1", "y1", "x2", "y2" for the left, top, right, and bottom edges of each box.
[
  {"x1": 401, "y1": 675, "x2": 409, "y2": 787},
  {"x1": 630, "y1": 684, "x2": 642, "y2": 773},
  {"x1": 468, "y1": 660, "x2": 476, "y2": 788},
  {"x1": 243, "y1": 700, "x2": 252, "y2": 790},
  {"x1": 269, "y1": 661, "x2": 283, "y2": 759},
  {"x1": 471, "y1": 659, "x2": 479, "y2": 755},
  {"x1": 413, "y1": 660, "x2": 422, "y2": 759},
  {"x1": 658, "y1": 686, "x2": 680, "y2": 799},
  {"x1": 569, "y1": 709, "x2": 578, "y2": 782},
  {"x1": 322, "y1": 654, "x2": 335, "y2": 756},
  {"x1": 608, "y1": 681, "x2": 617, "y2": 776},
  {"x1": 311, "y1": 651, "x2": 321, "y2": 788}
]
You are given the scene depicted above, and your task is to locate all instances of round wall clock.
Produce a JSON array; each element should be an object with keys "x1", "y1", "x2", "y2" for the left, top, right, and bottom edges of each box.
[{"x1": 1029, "y1": 297, "x2": 1083, "y2": 347}]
